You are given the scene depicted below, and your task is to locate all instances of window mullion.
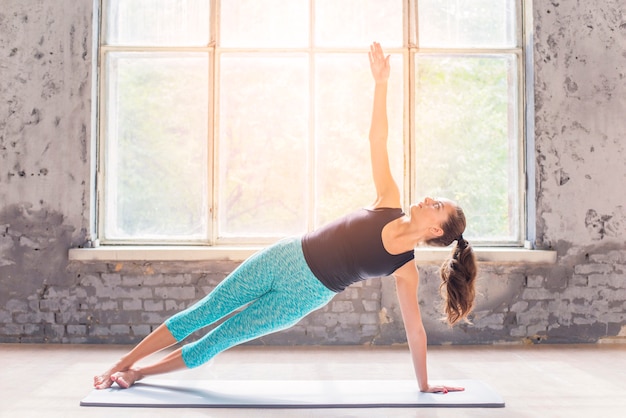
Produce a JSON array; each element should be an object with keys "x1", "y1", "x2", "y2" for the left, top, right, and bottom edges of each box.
[
  {"x1": 307, "y1": 0, "x2": 316, "y2": 232},
  {"x1": 405, "y1": 46, "x2": 415, "y2": 212},
  {"x1": 409, "y1": 0, "x2": 418, "y2": 48},
  {"x1": 207, "y1": 50, "x2": 215, "y2": 245},
  {"x1": 308, "y1": 51, "x2": 316, "y2": 232}
]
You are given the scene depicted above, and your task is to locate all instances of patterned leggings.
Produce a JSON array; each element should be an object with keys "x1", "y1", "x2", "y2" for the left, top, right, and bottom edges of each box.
[{"x1": 165, "y1": 237, "x2": 337, "y2": 368}]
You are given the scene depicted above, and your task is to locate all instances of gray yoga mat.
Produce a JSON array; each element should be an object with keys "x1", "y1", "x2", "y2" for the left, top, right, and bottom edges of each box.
[{"x1": 81, "y1": 379, "x2": 505, "y2": 408}]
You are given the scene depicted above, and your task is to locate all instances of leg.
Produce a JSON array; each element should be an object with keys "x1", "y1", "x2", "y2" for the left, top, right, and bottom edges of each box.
[
  {"x1": 99, "y1": 237, "x2": 335, "y2": 389},
  {"x1": 180, "y1": 239, "x2": 335, "y2": 368},
  {"x1": 181, "y1": 288, "x2": 330, "y2": 368},
  {"x1": 110, "y1": 347, "x2": 187, "y2": 389},
  {"x1": 94, "y1": 323, "x2": 177, "y2": 389},
  {"x1": 108, "y1": 281, "x2": 332, "y2": 389},
  {"x1": 94, "y1": 241, "x2": 281, "y2": 389},
  {"x1": 164, "y1": 245, "x2": 277, "y2": 342}
]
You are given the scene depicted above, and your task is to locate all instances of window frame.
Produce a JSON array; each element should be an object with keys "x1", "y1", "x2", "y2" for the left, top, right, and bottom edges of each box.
[
  {"x1": 408, "y1": 0, "x2": 527, "y2": 247},
  {"x1": 95, "y1": 0, "x2": 529, "y2": 248}
]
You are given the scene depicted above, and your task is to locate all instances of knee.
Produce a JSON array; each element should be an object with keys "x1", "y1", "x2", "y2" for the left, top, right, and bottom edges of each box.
[{"x1": 181, "y1": 343, "x2": 214, "y2": 369}]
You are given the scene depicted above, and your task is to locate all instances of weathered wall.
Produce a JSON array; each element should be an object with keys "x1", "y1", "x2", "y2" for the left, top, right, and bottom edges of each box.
[
  {"x1": 1, "y1": 0, "x2": 625, "y2": 346},
  {"x1": 0, "y1": 0, "x2": 92, "y2": 341}
]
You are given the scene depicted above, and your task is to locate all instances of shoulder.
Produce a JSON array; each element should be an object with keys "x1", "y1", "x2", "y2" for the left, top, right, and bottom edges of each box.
[
  {"x1": 364, "y1": 205, "x2": 404, "y2": 214},
  {"x1": 394, "y1": 261, "x2": 420, "y2": 297},
  {"x1": 394, "y1": 259, "x2": 418, "y2": 280},
  {"x1": 364, "y1": 207, "x2": 406, "y2": 228},
  {"x1": 369, "y1": 194, "x2": 401, "y2": 210}
]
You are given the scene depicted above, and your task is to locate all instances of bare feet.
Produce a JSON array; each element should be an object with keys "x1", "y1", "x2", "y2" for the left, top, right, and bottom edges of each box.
[
  {"x1": 94, "y1": 361, "x2": 130, "y2": 389},
  {"x1": 111, "y1": 368, "x2": 144, "y2": 389},
  {"x1": 94, "y1": 371, "x2": 114, "y2": 389}
]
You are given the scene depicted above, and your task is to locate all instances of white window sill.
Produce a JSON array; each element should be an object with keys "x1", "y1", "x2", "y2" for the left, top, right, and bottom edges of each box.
[{"x1": 69, "y1": 246, "x2": 557, "y2": 264}]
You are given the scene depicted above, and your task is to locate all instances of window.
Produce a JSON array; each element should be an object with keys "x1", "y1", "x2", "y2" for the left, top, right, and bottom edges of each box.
[{"x1": 98, "y1": 0, "x2": 525, "y2": 246}]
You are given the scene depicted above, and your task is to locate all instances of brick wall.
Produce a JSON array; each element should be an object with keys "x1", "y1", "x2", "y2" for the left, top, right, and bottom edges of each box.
[{"x1": 2, "y1": 247, "x2": 624, "y2": 345}]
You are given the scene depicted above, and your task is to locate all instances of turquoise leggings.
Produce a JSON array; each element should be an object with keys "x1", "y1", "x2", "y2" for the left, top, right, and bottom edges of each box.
[{"x1": 165, "y1": 237, "x2": 336, "y2": 369}]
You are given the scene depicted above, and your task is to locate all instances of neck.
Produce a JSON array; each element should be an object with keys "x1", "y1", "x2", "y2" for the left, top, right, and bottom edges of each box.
[{"x1": 383, "y1": 216, "x2": 426, "y2": 254}]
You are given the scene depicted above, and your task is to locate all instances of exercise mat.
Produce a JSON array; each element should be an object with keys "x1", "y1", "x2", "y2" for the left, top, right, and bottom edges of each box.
[{"x1": 81, "y1": 379, "x2": 505, "y2": 408}]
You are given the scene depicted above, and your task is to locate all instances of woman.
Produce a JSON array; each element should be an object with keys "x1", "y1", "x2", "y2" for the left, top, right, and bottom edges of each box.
[{"x1": 94, "y1": 43, "x2": 477, "y2": 393}]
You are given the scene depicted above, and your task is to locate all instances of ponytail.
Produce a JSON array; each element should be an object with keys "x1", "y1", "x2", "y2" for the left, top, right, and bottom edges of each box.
[
  {"x1": 424, "y1": 202, "x2": 478, "y2": 326},
  {"x1": 439, "y1": 237, "x2": 477, "y2": 325}
]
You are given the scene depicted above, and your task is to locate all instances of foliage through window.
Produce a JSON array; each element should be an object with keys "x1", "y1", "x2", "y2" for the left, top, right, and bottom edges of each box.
[{"x1": 99, "y1": 0, "x2": 525, "y2": 246}]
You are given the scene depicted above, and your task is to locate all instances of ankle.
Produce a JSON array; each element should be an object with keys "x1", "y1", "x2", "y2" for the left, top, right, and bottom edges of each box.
[
  {"x1": 131, "y1": 367, "x2": 145, "y2": 381},
  {"x1": 118, "y1": 355, "x2": 135, "y2": 370}
]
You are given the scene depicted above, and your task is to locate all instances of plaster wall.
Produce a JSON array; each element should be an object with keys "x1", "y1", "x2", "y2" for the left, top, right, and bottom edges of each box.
[{"x1": 1, "y1": 0, "x2": 625, "y2": 346}]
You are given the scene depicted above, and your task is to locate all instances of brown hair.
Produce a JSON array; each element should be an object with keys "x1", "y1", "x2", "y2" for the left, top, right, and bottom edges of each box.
[{"x1": 425, "y1": 204, "x2": 478, "y2": 325}]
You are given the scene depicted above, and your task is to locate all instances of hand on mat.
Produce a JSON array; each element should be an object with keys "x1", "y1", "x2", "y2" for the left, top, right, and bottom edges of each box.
[{"x1": 423, "y1": 384, "x2": 465, "y2": 394}]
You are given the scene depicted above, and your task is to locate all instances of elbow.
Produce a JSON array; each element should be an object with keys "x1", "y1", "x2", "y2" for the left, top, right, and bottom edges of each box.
[
  {"x1": 406, "y1": 323, "x2": 427, "y2": 344},
  {"x1": 369, "y1": 134, "x2": 388, "y2": 145}
]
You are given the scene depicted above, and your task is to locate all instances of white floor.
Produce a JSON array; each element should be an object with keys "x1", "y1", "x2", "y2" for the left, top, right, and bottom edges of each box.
[{"x1": 1, "y1": 343, "x2": 625, "y2": 418}]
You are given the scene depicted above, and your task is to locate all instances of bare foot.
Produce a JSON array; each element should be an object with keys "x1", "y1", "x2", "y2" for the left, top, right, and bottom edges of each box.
[
  {"x1": 94, "y1": 371, "x2": 116, "y2": 389},
  {"x1": 111, "y1": 368, "x2": 144, "y2": 389},
  {"x1": 94, "y1": 361, "x2": 130, "y2": 389}
]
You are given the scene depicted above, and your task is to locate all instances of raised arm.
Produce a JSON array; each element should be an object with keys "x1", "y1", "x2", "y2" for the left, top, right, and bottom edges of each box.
[
  {"x1": 368, "y1": 42, "x2": 400, "y2": 209},
  {"x1": 393, "y1": 261, "x2": 464, "y2": 393}
]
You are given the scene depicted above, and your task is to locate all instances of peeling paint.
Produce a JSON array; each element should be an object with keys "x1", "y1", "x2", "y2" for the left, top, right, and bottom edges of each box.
[{"x1": 1, "y1": 0, "x2": 626, "y2": 345}]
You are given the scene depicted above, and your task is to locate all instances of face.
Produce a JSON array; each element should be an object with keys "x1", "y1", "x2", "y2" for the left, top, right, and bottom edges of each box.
[{"x1": 409, "y1": 197, "x2": 457, "y2": 238}]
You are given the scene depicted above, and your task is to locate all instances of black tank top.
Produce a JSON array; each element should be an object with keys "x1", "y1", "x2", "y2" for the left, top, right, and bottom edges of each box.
[{"x1": 301, "y1": 208, "x2": 415, "y2": 292}]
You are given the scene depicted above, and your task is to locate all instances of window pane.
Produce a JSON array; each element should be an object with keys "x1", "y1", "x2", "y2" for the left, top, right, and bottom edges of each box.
[
  {"x1": 105, "y1": 0, "x2": 210, "y2": 46},
  {"x1": 315, "y1": 0, "x2": 403, "y2": 48},
  {"x1": 218, "y1": 54, "x2": 308, "y2": 237},
  {"x1": 418, "y1": 0, "x2": 516, "y2": 48},
  {"x1": 414, "y1": 54, "x2": 519, "y2": 242},
  {"x1": 220, "y1": 0, "x2": 308, "y2": 48},
  {"x1": 104, "y1": 53, "x2": 209, "y2": 240},
  {"x1": 315, "y1": 53, "x2": 404, "y2": 226}
]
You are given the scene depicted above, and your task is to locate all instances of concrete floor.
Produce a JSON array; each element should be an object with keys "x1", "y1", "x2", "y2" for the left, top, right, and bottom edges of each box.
[{"x1": 1, "y1": 343, "x2": 625, "y2": 418}]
